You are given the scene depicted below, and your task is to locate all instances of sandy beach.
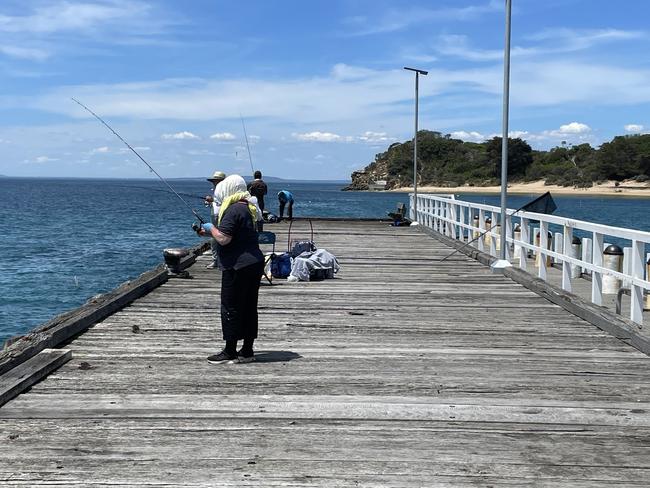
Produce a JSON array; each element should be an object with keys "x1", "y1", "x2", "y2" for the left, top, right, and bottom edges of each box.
[{"x1": 390, "y1": 179, "x2": 650, "y2": 197}]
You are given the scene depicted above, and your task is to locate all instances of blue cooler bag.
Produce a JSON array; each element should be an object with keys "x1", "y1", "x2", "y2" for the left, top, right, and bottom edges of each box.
[{"x1": 271, "y1": 253, "x2": 292, "y2": 279}]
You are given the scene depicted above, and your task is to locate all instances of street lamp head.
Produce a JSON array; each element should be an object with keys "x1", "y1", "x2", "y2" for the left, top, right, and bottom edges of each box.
[{"x1": 403, "y1": 66, "x2": 428, "y2": 75}]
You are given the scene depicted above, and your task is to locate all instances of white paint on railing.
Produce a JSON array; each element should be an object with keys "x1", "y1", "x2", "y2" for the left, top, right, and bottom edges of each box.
[{"x1": 412, "y1": 193, "x2": 650, "y2": 326}]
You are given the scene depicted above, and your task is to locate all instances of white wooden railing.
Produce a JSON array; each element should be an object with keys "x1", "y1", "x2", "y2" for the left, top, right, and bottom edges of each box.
[{"x1": 410, "y1": 193, "x2": 650, "y2": 326}]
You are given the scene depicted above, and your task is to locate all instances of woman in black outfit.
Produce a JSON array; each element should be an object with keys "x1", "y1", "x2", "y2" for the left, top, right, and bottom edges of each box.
[{"x1": 198, "y1": 174, "x2": 264, "y2": 364}]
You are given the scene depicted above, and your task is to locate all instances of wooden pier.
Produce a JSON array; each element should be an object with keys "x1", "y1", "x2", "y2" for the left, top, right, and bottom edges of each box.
[{"x1": 1, "y1": 220, "x2": 650, "y2": 486}]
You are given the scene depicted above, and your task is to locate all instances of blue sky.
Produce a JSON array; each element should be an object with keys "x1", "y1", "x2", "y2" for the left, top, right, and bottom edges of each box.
[{"x1": 2, "y1": 0, "x2": 650, "y2": 179}]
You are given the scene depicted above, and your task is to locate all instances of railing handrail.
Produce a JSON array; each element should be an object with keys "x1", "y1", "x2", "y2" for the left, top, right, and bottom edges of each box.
[{"x1": 428, "y1": 195, "x2": 650, "y2": 243}]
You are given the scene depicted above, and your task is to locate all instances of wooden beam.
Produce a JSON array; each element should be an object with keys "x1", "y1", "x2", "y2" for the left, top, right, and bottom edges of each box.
[{"x1": 0, "y1": 349, "x2": 71, "y2": 408}]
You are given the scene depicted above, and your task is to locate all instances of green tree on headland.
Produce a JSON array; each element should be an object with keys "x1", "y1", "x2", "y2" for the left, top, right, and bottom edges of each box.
[{"x1": 347, "y1": 131, "x2": 650, "y2": 190}]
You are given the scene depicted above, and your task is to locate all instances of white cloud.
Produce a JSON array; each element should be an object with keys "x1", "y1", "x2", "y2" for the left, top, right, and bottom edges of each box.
[
  {"x1": 450, "y1": 130, "x2": 487, "y2": 142},
  {"x1": 162, "y1": 131, "x2": 199, "y2": 140},
  {"x1": 293, "y1": 131, "x2": 343, "y2": 142},
  {"x1": 91, "y1": 146, "x2": 109, "y2": 154},
  {"x1": 624, "y1": 124, "x2": 644, "y2": 133},
  {"x1": 556, "y1": 122, "x2": 591, "y2": 134},
  {"x1": 249, "y1": 134, "x2": 261, "y2": 142},
  {"x1": 210, "y1": 132, "x2": 236, "y2": 141}
]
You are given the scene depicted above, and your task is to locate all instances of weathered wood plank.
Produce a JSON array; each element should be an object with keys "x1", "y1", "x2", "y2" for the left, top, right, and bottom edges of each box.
[
  {"x1": 1, "y1": 220, "x2": 649, "y2": 486},
  {"x1": 0, "y1": 349, "x2": 71, "y2": 407}
]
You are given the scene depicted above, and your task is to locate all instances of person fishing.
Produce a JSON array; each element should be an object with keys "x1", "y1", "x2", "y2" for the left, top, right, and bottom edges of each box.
[
  {"x1": 248, "y1": 170, "x2": 267, "y2": 231},
  {"x1": 197, "y1": 175, "x2": 264, "y2": 364},
  {"x1": 277, "y1": 189, "x2": 294, "y2": 221},
  {"x1": 203, "y1": 170, "x2": 226, "y2": 269},
  {"x1": 247, "y1": 170, "x2": 267, "y2": 211}
]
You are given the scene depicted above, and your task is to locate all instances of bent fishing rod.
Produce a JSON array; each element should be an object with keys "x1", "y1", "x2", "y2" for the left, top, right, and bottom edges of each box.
[
  {"x1": 240, "y1": 114, "x2": 255, "y2": 176},
  {"x1": 439, "y1": 192, "x2": 556, "y2": 262},
  {"x1": 72, "y1": 98, "x2": 206, "y2": 224}
]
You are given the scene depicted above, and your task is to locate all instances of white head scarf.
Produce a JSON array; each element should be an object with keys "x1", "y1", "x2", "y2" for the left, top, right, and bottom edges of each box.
[{"x1": 215, "y1": 174, "x2": 247, "y2": 203}]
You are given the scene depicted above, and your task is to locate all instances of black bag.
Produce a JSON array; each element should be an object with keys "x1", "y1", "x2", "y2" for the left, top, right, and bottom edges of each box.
[{"x1": 288, "y1": 220, "x2": 316, "y2": 257}]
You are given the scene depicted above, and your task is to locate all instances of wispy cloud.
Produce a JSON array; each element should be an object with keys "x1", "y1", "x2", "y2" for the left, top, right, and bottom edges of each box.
[
  {"x1": 22, "y1": 59, "x2": 650, "y2": 129},
  {"x1": 525, "y1": 28, "x2": 647, "y2": 49},
  {"x1": 434, "y1": 28, "x2": 649, "y2": 63},
  {"x1": 0, "y1": 45, "x2": 49, "y2": 61},
  {"x1": 357, "y1": 131, "x2": 395, "y2": 143},
  {"x1": 342, "y1": 1, "x2": 501, "y2": 36},
  {"x1": 0, "y1": 0, "x2": 179, "y2": 61}
]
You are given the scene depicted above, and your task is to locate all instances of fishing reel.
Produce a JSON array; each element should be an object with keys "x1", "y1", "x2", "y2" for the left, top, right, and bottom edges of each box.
[{"x1": 192, "y1": 222, "x2": 213, "y2": 235}]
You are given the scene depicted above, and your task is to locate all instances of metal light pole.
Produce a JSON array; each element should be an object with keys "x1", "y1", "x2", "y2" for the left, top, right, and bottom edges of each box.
[
  {"x1": 404, "y1": 67, "x2": 428, "y2": 222},
  {"x1": 492, "y1": 0, "x2": 513, "y2": 271}
]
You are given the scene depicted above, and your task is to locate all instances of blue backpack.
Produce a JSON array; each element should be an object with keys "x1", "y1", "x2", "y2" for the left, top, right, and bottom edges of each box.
[{"x1": 270, "y1": 253, "x2": 292, "y2": 278}]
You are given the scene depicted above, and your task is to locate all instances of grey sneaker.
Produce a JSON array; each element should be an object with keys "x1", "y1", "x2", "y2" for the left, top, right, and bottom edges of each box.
[{"x1": 207, "y1": 350, "x2": 238, "y2": 364}]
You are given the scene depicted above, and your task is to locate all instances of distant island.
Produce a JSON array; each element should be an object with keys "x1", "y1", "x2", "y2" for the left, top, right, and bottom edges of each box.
[{"x1": 346, "y1": 131, "x2": 650, "y2": 192}]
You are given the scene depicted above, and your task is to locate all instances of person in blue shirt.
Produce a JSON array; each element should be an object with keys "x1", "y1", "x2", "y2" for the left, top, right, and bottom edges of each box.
[{"x1": 277, "y1": 190, "x2": 294, "y2": 221}]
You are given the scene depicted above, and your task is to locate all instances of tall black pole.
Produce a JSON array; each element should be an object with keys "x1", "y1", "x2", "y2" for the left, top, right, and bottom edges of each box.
[{"x1": 404, "y1": 67, "x2": 428, "y2": 222}]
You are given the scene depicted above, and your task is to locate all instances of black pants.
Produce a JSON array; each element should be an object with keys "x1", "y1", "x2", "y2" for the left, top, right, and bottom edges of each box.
[
  {"x1": 220, "y1": 261, "x2": 264, "y2": 341},
  {"x1": 279, "y1": 200, "x2": 293, "y2": 220}
]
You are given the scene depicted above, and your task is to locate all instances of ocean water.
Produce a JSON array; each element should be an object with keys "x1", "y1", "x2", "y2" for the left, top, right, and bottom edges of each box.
[
  {"x1": 2, "y1": 177, "x2": 650, "y2": 345},
  {"x1": 0, "y1": 177, "x2": 410, "y2": 344}
]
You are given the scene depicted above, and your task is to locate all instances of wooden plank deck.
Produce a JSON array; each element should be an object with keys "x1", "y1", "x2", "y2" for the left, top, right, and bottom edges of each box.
[{"x1": 1, "y1": 220, "x2": 649, "y2": 486}]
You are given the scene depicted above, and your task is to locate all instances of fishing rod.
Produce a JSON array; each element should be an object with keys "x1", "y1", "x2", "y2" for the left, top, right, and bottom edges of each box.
[
  {"x1": 72, "y1": 98, "x2": 206, "y2": 224},
  {"x1": 240, "y1": 114, "x2": 255, "y2": 176},
  {"x1": 439, "y1": 192, "x2": 556, "y2": 262}
]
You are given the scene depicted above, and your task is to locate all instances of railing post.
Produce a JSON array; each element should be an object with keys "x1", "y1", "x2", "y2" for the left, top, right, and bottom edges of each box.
[
  {"x1": 631, "y1": 239, "x2": 644, "y2": 325},
  {"x1": 538, "y1": 221, "x2": 549, "y2": 281},
  {"x1": 592, "y1": 233, "x2": 604, "y2": 305},
  {"x1": 478, "y1": 209, "x2": 485, "y2": 252},
  {"x1": 433, "y1": 200, "x2": 440, "y2": 231},
  {"x1": 409, "y1": 193, "x2": 415, "y2": 221},
  {"x1": 582, "y1": 237, "x2": 593, "y2": 276},
  {"x1": 489, "y1": 214, "x2": 497, "y2": 257},
  {"x1": 562, "y1": 225, "x2": 572, "y2": 292},
  {"x1": 450, "y1": 203, "x2": 458, "y2": 239},
  {"x1": 505, "y1": 213, "x2": 512, "y2": 261},
  {"x1": 519, "y1": 217, "x2": 529, "y2": 270}
]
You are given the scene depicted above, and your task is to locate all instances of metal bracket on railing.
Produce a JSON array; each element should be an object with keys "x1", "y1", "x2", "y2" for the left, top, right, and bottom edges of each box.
[{"x1": 615, "y1": 287, "x2": 630, "y2": 315}]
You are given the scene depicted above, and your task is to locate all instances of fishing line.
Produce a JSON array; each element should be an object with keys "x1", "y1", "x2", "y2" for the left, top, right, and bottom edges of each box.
[
  {"x1": 240, "y1": 114, "x2": 255, "y2": 176},
  {"x1": 71, "y1": 98, "x2": 205, "y2": 224}
]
